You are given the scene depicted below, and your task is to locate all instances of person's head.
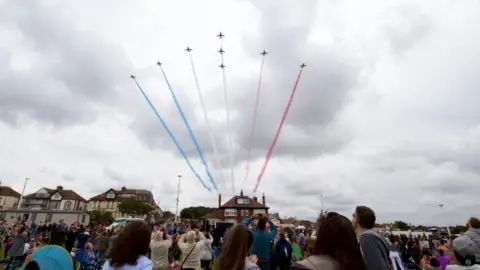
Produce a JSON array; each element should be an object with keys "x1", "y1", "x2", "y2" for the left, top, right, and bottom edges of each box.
[
  {"x1": 467, "y1": 217, "x2": 480, "y2": 229},
  {"x1": 389, "y1": 235, "x2": 396, "y2": 244},
  {"x1": 24, "y1": 260, "x2": 40, "y2": 270},
  {"x1": 217, "y1": 224, "x2": 254, "y2": 270},
  {"x1": 452, "y1": 235, "x2": 477, "y2": 266},
  {"x1": 314, "y1": 213, "x2": 366, "y2": 270},
  {"x1": 184, "y1": 230, "x2": 197, "y2": 243},
  {"x1": 352, "y1": 205, "x2": 376, "y2": 230},
  {"x1": 257, "y1": 216, "x2": 266, "y2": 231},
  {"x1": 109, "y1": 221, "x2": 150, "y2": 267},
  {"x1": 430, "y1": 257, "x2": 440, "y2": 267},
  {"x1": 204, "y1": 231, "x2": 211, "y2": 239},
  {"x1": 279, "y1": 232, "x2": 286, "y2": 241}
]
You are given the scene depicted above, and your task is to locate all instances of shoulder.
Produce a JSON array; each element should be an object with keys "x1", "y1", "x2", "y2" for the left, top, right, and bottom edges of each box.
[{"x1": 137, "y1": 255, "x2": 153, "y2": 268}]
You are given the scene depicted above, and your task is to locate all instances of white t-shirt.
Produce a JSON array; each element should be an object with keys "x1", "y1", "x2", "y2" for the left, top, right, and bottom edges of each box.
[
  {"x1": 23, "y1": 243, "x2": 30, "y2": 254},
  {"x1": 446, "y1": 265, "x2": 480, "y2": 270}
]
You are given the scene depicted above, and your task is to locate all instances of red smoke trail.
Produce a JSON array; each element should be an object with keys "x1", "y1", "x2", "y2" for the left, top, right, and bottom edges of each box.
[
  {"x1": 253, "y1": 67, "x2": 305, "y2": 192},
  {"x1": 244, "y1": 56, "x2": 266, "y2": 182}
]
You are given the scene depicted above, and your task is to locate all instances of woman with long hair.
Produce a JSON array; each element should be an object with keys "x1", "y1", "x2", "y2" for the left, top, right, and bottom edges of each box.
[
  {"x1": 150, "y1": 227, "x2": 172, "y2": 270},
  {"x1": 177, "y1": 228, "x2": 207, "y2": 269},
  {"x1": 291, "y1": 213, "x2": 366, "y2": 270},
  {"x1": 217, "y1": 224, "x2": 260, "y2": 270},
  {"x1": 102, "y1": 221, "x2": 153, "y2": 270}
]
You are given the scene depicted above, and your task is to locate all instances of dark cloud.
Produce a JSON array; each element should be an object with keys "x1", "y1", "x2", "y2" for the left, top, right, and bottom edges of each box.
[{"x1": 0, "y1": 1, "x2": 132, "y2": 127}]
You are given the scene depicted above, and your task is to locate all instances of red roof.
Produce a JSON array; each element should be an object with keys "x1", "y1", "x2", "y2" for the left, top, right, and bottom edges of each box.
[{"x1": 220, "y1": 196, "x2": 268, "y2": 209}]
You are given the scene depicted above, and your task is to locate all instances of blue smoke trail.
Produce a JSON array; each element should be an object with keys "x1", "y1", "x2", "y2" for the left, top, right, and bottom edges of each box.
[
  {"x1": 131, "y1": 77, "x2": 211, "y2": 192},
  {"x1": 158, "y1": 66, "x2": 219, "y2": 191}
]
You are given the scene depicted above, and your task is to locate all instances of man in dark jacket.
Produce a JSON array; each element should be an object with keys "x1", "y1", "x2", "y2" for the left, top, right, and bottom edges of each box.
[
  {"x1": 5, "y1": 226, "x2": 28, "y2": 270},
  {"x1": 353, "y1": 205, "x2": 391, "y2": 270}
]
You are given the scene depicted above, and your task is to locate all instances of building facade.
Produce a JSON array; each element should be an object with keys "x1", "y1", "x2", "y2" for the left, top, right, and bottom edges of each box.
[
  {"x1": 0, "y1": 186, "x2": 21, "y2": 210},
  {"x1": 203, "y1": 190, "x2": 269, "y2": 224},
  {"x1": 0, "y1": 186, "x2": 89, "y2": 225},
  {"x1": 88, "y1": 187, "x2": 159, "y2": 219}
]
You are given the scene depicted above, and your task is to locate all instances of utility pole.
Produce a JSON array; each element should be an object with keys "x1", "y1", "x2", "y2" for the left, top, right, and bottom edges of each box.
[
  {"x1": 18, "y1": 177, "x2": 29, "y2": 210},
  {"x1": 175, "y1": 175, "x2": 182, "y2": 223}
]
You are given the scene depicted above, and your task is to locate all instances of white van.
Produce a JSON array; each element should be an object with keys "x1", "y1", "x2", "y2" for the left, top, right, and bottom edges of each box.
[{"x1": 107, "y1": 217, "x2": 144, "y2": 231}]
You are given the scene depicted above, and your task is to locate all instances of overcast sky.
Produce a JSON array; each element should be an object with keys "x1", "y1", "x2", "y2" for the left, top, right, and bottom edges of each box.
[{"x1": 1, "y1": 0, "x2": 479, "y2": 226}]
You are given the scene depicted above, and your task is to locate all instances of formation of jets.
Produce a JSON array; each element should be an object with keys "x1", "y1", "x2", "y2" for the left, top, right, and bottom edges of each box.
[{"x1": 185, "y1": 47, "x2": 192, "y2": 52}]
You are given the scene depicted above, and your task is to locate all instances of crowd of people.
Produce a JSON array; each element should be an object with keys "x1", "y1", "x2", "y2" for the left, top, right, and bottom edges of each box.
[{"x1": 0, "y1": 206, "x2": 479, "y2": 270}]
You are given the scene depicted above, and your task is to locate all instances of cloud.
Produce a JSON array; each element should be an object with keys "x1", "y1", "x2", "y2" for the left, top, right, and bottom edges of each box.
[{"x1": 1, "y1": 0, "x2": 480, "y2": 226}]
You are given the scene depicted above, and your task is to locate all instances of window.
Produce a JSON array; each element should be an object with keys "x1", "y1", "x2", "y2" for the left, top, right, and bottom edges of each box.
[
  {"x1": 63, "y1": 201, "x2": 72, "y2": 210},
  {"x1": 241, "y1": 209, "x2": 249, "y2": 216},
  {"x1": 225, "y1": 219, "x2": 237, "y2": 224},
  {"x1": 50, "y1": 201, "x2": 60, "y2": 210},
  {"x1": 45, "y1": 214, "x2": 53, "y2": 223},
  {"x1": 82, "y1": 215, "x2": 86, "y2": 223},
  {"x1": 224, "y1": 209, "x2": 237, "y2": 216},
  {"x1": 253, "y1": 209, "x2": 266, "y2": 214},
  {"x1": 236, "y1": 198, "x2": 251, "y2": 205},
  {"x1": 106, "y1": 192, "x2": 115, "y2": 199}
]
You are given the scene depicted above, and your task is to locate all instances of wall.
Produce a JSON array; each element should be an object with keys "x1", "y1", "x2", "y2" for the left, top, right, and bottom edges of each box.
[
  {"x1": 0, "y1": 210, "x2": 90, "y2": 226},
  {"x1": 0, "y1": 196, "x2": 19, "y2": 209}
]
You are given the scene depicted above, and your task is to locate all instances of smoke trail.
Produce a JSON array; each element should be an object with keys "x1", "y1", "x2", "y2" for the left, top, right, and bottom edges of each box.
[
  {"x1": 158, "y1": 65, "x2": 219, "y2": 191},
  {"x1": 253, "y1": 66, "x2": 306, "y2": 192},
  {"x1": 131, "y1": 77, "x2": 211, "y2": 192},
  {"x1": 218, "y1": 34, "x2": 235, "y2": 193},
  {"x1": 244, "y1": 52, "x2": 267, "y2": 182},
  {"x1": 188, "y1": 53, "x2": 223, "y2": 180}
]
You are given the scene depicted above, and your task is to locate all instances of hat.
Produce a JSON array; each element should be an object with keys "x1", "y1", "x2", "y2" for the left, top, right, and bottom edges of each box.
[{"x1": 453, "y1": 235, "x2": 477, "y2": 258}]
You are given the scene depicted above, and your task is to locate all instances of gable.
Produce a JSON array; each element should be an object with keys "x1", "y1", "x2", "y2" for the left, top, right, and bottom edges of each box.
[
  {"x1": 51, "y1": 192, "x2": 62, "y2": 201},
  {"x1": 106, "y1": 190, "x2": 116, "y2": 199},
  {"x1": 36, "y1": 188, "x2": 50, "y2": 197}
]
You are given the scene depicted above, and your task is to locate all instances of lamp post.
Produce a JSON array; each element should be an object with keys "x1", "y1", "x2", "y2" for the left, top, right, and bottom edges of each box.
[{"x1": 175, "y1": 175, "x2": 182, "y2": 223}]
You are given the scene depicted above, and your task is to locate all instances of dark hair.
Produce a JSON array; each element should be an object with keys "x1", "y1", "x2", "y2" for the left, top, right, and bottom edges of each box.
[
  {"x1": 314, "y1": 214, "x2": 366, "y2": 270},
  {"x1": 109, "y1": 221, "x2": 150, "y2": 267},
  {"x1": 430, "y1": 257, "x2": 440, "y2": 267},
  {"x1": 25, "y1": 260, "x2": 40, "y2": 270},
  {"x1": 355, "y1": 206, "x2": 376, "y2": 229},
  {"x1": 217, "y1": 224, "x2": 254, "y2": 270},
  {"x1": 469, "y1": 217, "x2": 480, "y2": 229},
  {"x1": 257, "y1": 219, "x2": 266, "y2": 230}
]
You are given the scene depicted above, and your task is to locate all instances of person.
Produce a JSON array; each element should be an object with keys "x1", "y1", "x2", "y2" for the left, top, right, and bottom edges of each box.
[
  {"x1": 244, "y1": 213, "x2": 278, "y2": 270},
  {"x1": 98, "y1": 231, "x2": 109, "y2": 262},
  {"x1": 276, "y1": 232, "x2": 293, "y2": 270},
  {"x1": 177, "y1": 228, "x2": 207, "y2": 269},
  {"x1": 5, "y1": 225, "x2": 29, "y2": 270},
  {"x1": 291, "y1": 213, "x2": 366, "y2": 270},
  {"x1": 353, "y1": 205, "x2": 391, "y2": 270},
  {"x1": 436, "y1": 248, "x2": 450, "y2": 270},
  {"x1": 464, "y1": 217, "x2": 480, "y2": 263},
  {"x1": 150, "y1": 228, "x2": 172, "y2": 270},
  {"x1": 446, "y1": 235, "x2": 480, "y2": 269},
  {"x1": 103, "y1": 221, "x2": 153, "y2": 270},
  {"x1": 217, "y1": 224, "x2": 260, "y2": 270},
  {"x1": 389, "y1": 235, "x2": 404, "y2": 270},
  {"x1": 200, "y1": 231, "x2": 214, "y2": 270}
]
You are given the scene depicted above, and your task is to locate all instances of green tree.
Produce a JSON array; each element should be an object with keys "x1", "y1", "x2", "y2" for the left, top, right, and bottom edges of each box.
[
  {"x1": 163, "y1": 211, "x2": 175, "y2": 220},
  {"x1": 394, "y1": 220, "x2": 410, "y2": 231},
  {"x1": 88, "y1": 210, "x2": 115, "y2": 225},
  {"x1": 450, "y1": 225, "x2": 468, "y2": 235},
  {"x1": 180, "y1": 206, "x2": 215, "y2": 219},
  {"x1": 118, "y1": 199, "x2": 154, "y2": 217}
]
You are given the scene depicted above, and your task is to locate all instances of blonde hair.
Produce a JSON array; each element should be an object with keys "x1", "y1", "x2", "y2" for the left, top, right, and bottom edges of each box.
[
  {"x1": 154, "y1": 231, "x2": 164, "y2": 241},
  {"x1": 185, "y1": 231, "x2": 196, "y2": 243}
]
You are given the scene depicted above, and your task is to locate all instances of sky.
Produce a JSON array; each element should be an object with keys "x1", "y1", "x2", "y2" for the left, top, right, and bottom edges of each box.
[{"x1": 1, "y1": 0, "x2": 479, "y2": 226}]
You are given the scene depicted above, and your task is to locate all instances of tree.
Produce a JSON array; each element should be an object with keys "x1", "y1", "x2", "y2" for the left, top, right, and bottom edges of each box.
[
  {"x1": 118, "y1": 199, "x2": 154, "y2": 217},
  {"x1": 88, "y1": 210, "x2": 115, "y2": 225},
  {"x1": 163, "y1": 211, "x2": 175, "y2": 220},
  {"x1": 450, "y1": 225, "x2": 468, "y2": 235},
  {"x1": 180, "y1": 206, "x2": 216, "y2": 219},
  {"x1": 394, "y1": 220, "x2": 410, "y2": 231}
]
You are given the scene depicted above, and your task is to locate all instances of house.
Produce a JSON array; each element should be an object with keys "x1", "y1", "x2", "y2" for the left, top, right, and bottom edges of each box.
[
  {"x1": 0, "y1": 186, "x2": 21, "y2": 210},
  {"x1": 203, "y1": 190, "x2": 269, "y2": 225},
  {"x1": 88, "y1": 186, "x2": 156, "y2": 219},
  {"x1": 0, "y1": 186, "x2": 89, "y2": 225}
]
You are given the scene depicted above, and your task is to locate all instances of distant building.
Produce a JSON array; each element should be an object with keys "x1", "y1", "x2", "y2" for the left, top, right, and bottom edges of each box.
[
  {"x1": 1, "y1": 186, "x2": 89, "y2": 225},
  {"x1": 0, "y1": 186, "x2": 21, "y2": 210},
  {"x1": 203, "y1": 190, "x2": 269, "y2": 225},
  {"x1": 88, "y1": 186, "x2": 158, "y2": 219}
]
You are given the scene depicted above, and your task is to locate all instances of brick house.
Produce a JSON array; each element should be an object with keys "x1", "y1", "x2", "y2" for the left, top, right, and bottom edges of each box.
[{"x1": 203, "y1": 190, "x2": 269, "y2": 224}]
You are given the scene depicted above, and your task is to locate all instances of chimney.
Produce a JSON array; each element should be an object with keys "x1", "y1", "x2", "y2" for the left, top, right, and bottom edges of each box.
[
  {"x1": 218, "y1": 193, "x2": 222, "y2": 208},
  {"x1": 56, "y1": 186, "x2": 63, "y2": 191},
  {"x1": 121, "y1": 186, "x2": 126, "y2": 191},
  {"x1": 253, "y1": 196, "x2": 258, "y2": 202},
  {"x1": 240, "y1": 189, "x2": 244, "y2": 197},
  {"x1": 262, "y1": 193, "x2": 266, "y2": 206}
]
